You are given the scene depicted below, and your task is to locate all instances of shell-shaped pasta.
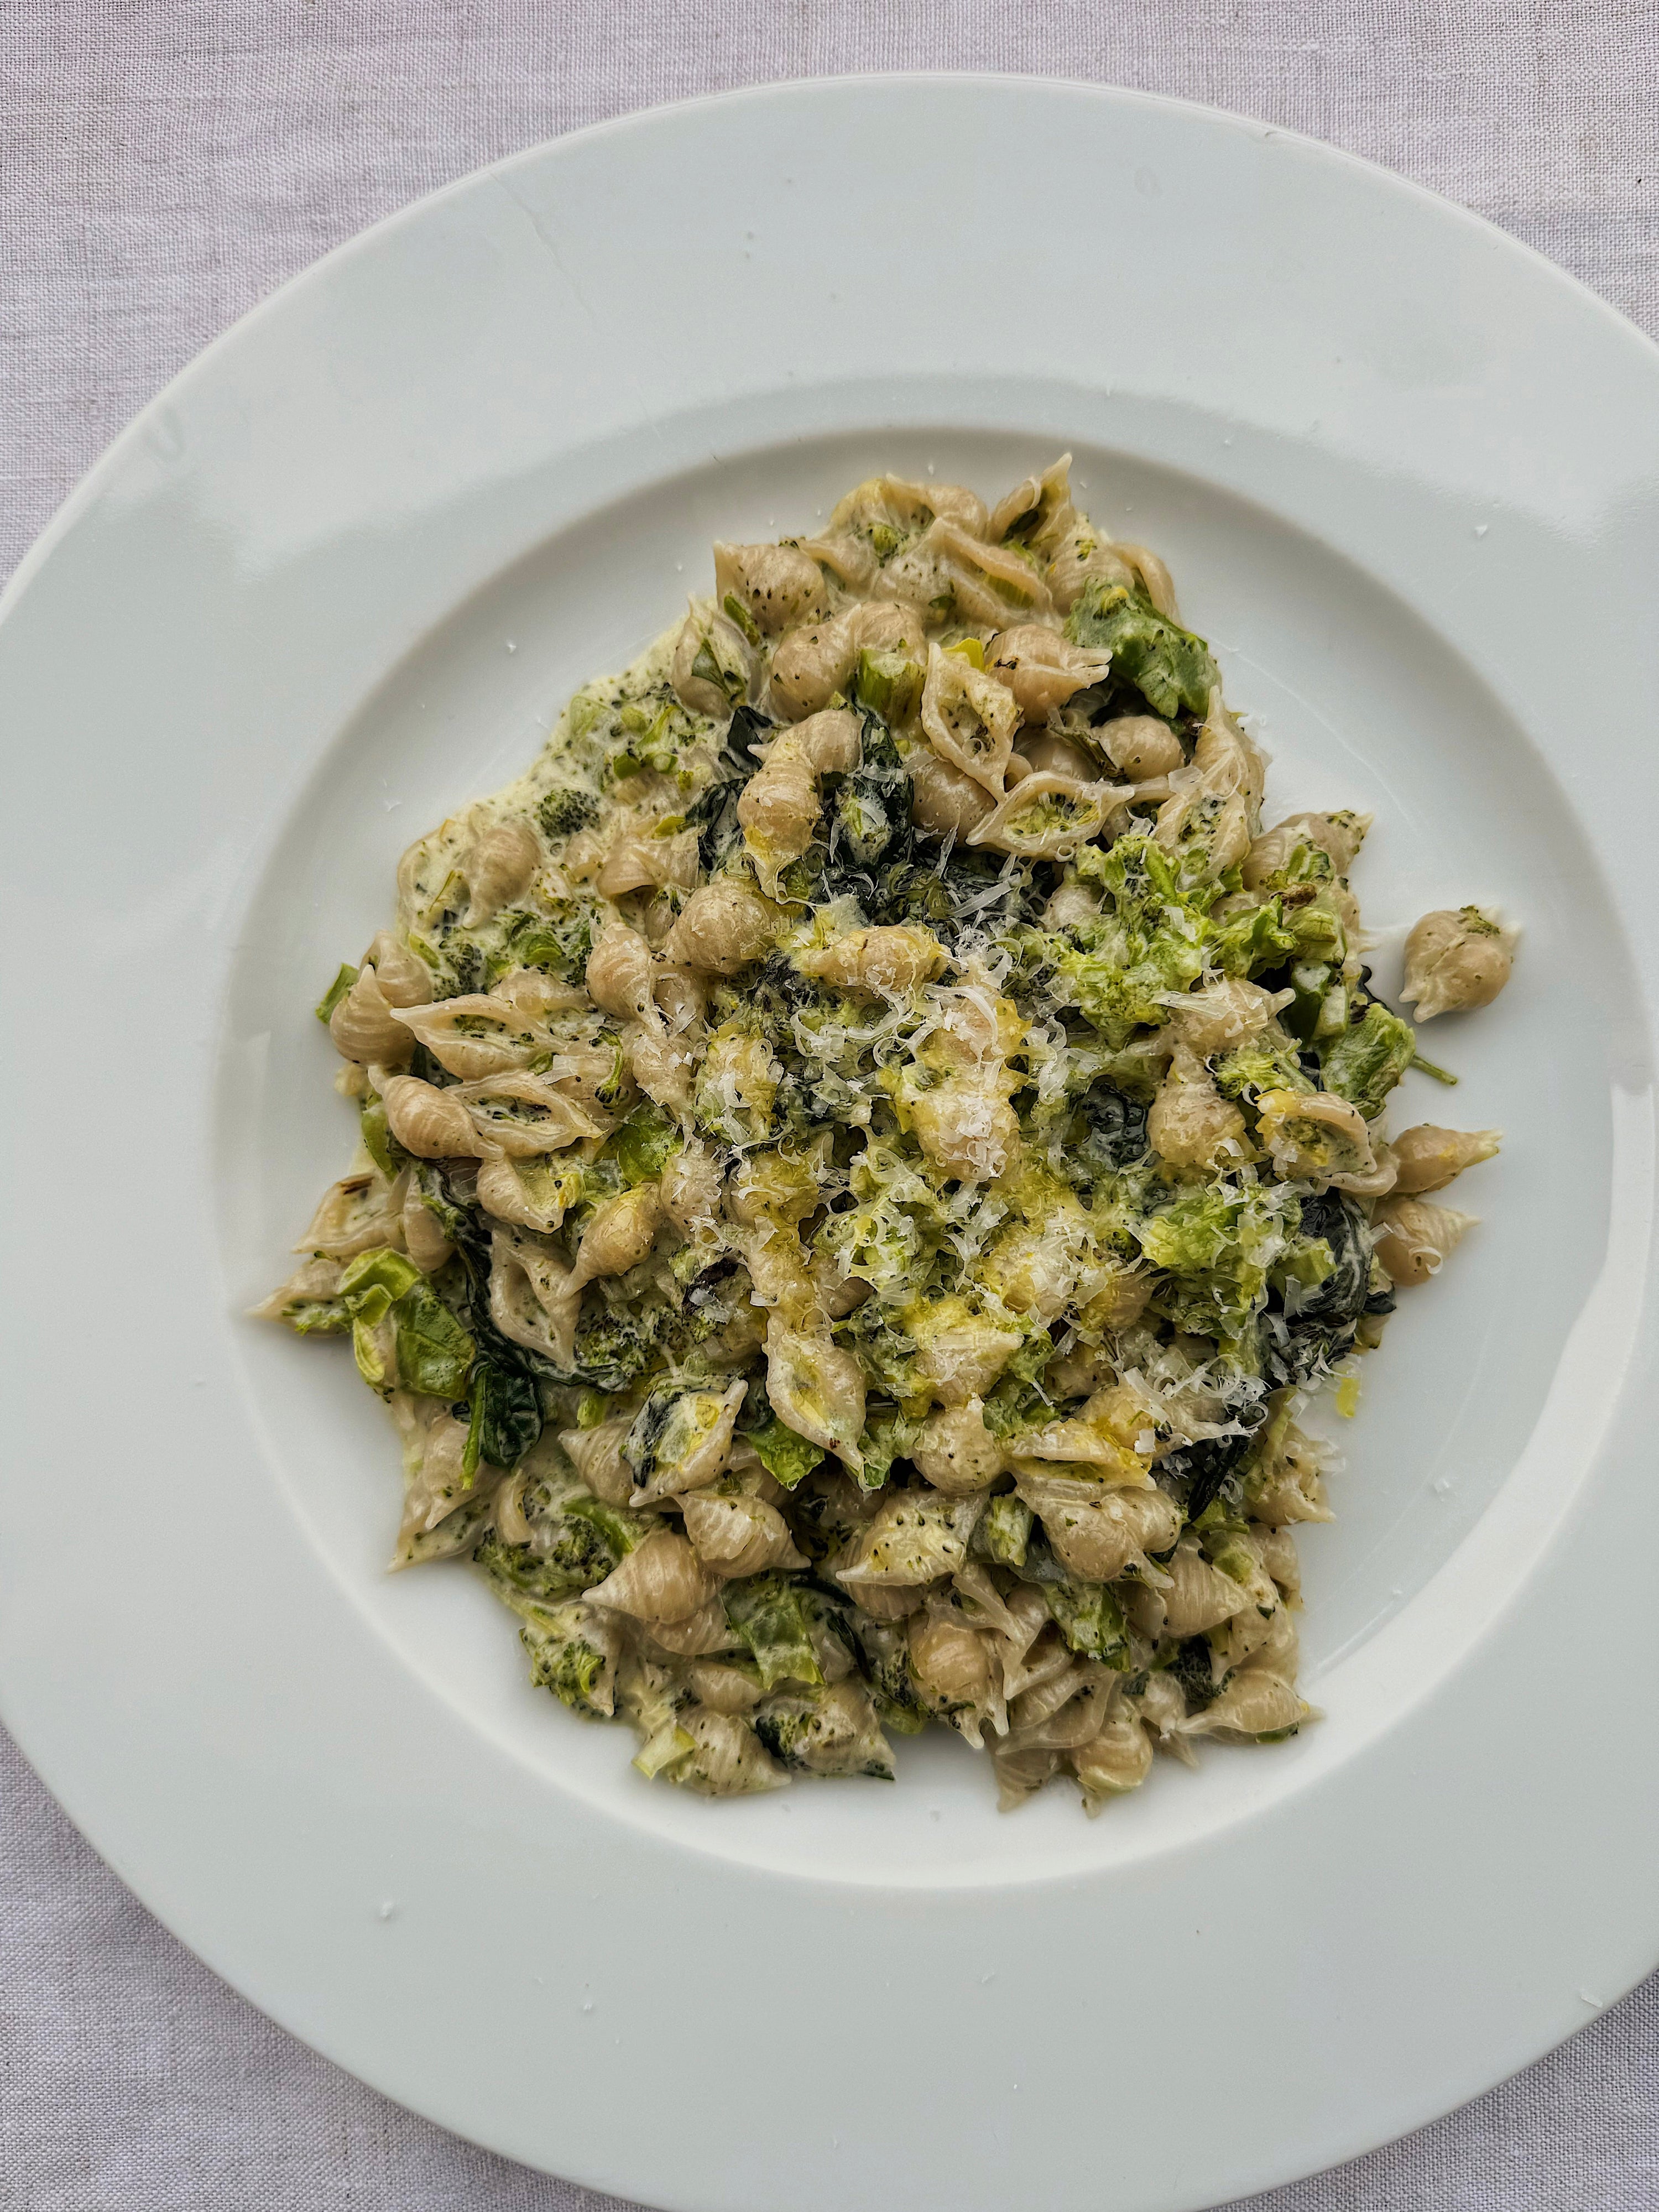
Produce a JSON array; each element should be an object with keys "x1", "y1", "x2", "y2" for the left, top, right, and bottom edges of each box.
[
  {"x1": 1123, "y1": 1536, "x2": 1252, "y2": 1639},
  {"x1": 1114, "y1": 540, "x2": 1182, "y2": 622},
  {"x1": 908, "y1": 1608, "x2": 993, "y2": 1709},
  {"x1": 1071, "y1": 1712, "x2": 1154, "y2": 1806},
  {"x1": 1126, "y1": 1670, "x2": 1192, "y2": 1757},
  {"x1": 685, "y1": 1658, "x2": 765, "y2": 1714},
  {"x1": 1006, "y1": 1666, "x2": 1112, "y2": 1754},
  {"x1": 797, "y1": 923, "x2": 947, "y2": 999},
  {"x1": 489, "y1": 967, "x2": 587, "y2": 1021},
  {"x1": 362, "y1": 932, "x2": 434, "y2": 1008},
  {"x1": 389, "y1": 993, "x2": 546, "y2": 1081},
  {"x1": 837, "y1": 1490, "x2": 982, "y2": 1589},
  {"x1": 672, "y1": 1709, "x2": 787, "y2": 1794},
  {"x1": 680, "y1": 1490, "x2": 808, "y2": 1577},
  {"x1": 380, "y1": 1074, "x2": 483, "y2": 1161},
  {"x1": 754, "y1": 1682, "x2": 894, "y2": 1778},
  {"x1": 585, "y1": 921, "x2": 659, "y2": 1029},
  {"x1": 623, "y1": 1021, "x2": 695, "y2": 1115},
  {"x1": 597, "y1": 828, "x2": 701, "y2": 898},
  {"x1": 393, "y1": 1411, "x2": 478, "y2": 1556},
  {"x1": 738, "y1": 732, "x2": 820, "y2": 894},
  {"x1": 966, "y1": 770, "x2": 1125, "y2": 858},
  {"x1": 1014, "y1": 1471, "x2": 1181, "y2": 1581},
  {"x1": 295, "y1": 1171, "x2": 402, "y2": 1259},
  {"x1": 1210, "y1": 1590, "x2": 1296, "y2": 1677},
  {"x1": 662, "y1": 878, "x2": 781, "y2": 976},
  {"x1": 1401, "y1": 905, "x2": 1515, "y2": 1020},
  {"x1": 910, "y1": 1400, "x2": 1008, "y2": 1495},
  {"x1": 796, "y1": 531, "x2": 879, "y2": 592},
  {"x1": 587, "y1": 1529, "x2": 714, "y2": 1624},
  {"x1": 1044, "y1": 519, "x2": 1138, "y2": 613},
  {"x1": 461, "y1": 817, "x2": 540, "y2": 928},
  {"x1": 1255, "y1": 1524, "x2": 1302, "y2": 1606},
  {"x1": 831, "y1": 472, "x2": 991, "y2": 542},
  {"x1": 984, "y1": 625, "x2": 1112, "y2": 719},
  {"x1": 329, "y1": 967, "x2": 413, "y2": 1066},
  {"x1": 1244, "y1": 1421, "x2": 1333, "y2": 1525},
  {"x1": 453, "y1": 1070, "x2": 604, "y2": 1159},
  {"x1": 1170, "y1": 978, "x2": 1294, "y2": 1055},
  {"x1": 712, "y1": 541, "x2": 830, "y2": 635},
  {"x1": 987, "y1": 455, "x2": 1074, "y2": 548},
  {"x1": 488, "y1": 1227, "x2": 579, "y2": 1365},
  {"x1": 671, "y1": 602, "x2": 757, "y2": 716},
  {"x1": 994, "y1": 1744, "x2": 1063, "y2": 1809},
  {"x1": 625, "y1": 1379, "x2": 746, "y2": 1505},
  {"x1": 1018, "y1": 730, "x2": 1099, "y2": 783},
  {"x1": 920, "y1": 643, "x2": 1022, "y2": 796},
  {"x1": 785, "y1": 706, "x2": 863, "y2": 776},
  {"x1": 1191, "y1": 692, "x2": 1267, "y2": 816},
  {"x1": 1255, "y1": 1088, "x2": 1378, "y2": 1190},
  {"x1": 1389, "y1": 1123, "x2": 1503, "y2": 1195},
  {"x1": 401, "y1": 1178, "x2": 454, "y2": 1272},
  {"x1": 907, "y1": 747, "x2": 997, "y2": 839},
  {"x1": 847, "y1": 1580, "x2": 925, "y2": 1623},
  {"x1": 557, "y1": 1417, "x2": 635, "y2": 1506},
  {"x1": 1242, "y1": 808, "x2": 1372, "y2": 889},
  {"x1": 1147, "y1": 1048, "x2": 1249, "y2": 1171},
  {"x1": 638, "y1": 1601, "x2": 745, "y2": 1659},
  {"x1": 1372, "y1": 1194, "x2": 1478, "y2": 1287},
  {"x1": 572, "y1": 1183, "x2": 662, "y2": 1286},
  {"x1": 884, "y1": 519, "x2": 1053, "y2": 627},
  {"x1": 768, "y1": 600, "x2": 926, "y2": 722},
  {"x1": 910, "y1": 1081, "x2": 1020, "y2": 1185},
  {"x1": 1096, "y1": 713, "x2": 1186, "y2": 779},
  {"x1": 764, "y1": 1322, "x2": 866, "y2": 1475},
  {"x1": 1003, "y1": 1402, "x2": 1150, "y2": 1486},
  {"x1": 476, "y1": 1154, "x2": 583, "y2": 1234},
  {"x1": 1176, "y1": 1668, "x2": 1311, "y2": 1743}
]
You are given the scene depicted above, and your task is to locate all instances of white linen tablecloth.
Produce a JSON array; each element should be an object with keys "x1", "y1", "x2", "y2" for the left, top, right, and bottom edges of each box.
[{"x1": 3, "y1": 5, "x2": 1657, "y2": 2205}]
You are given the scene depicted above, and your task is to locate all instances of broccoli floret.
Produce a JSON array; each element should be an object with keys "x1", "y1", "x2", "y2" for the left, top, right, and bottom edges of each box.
[
  {"x1": 509, "y1": 1597, "x2": 617, "y2": 1718},
  {"x1": 570, "y1": 1292, "x2": 675, "y2": 1392},
  {"x1": 536, "y1": 787, "x2": 601, "y2": 842},
  {"x1": 498, "y1": 899, "x2": 603, "y2": 981},
  {"x1": 1042, "y1": 1576, "x2": 1131, "y2": 1665},
  {"x1": 475, "y1": 1489, "x2": 639, "y2": 1601}
]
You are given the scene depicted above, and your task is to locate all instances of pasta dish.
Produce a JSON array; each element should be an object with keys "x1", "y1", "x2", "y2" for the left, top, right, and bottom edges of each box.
[{"x1": 260, "y1": 457, "x2": 1512, "y2": 1808}]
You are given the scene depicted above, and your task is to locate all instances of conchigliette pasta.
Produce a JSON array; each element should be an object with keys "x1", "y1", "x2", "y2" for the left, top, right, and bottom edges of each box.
[{"x1": 268, "y1": 457, "x2": 1512, "y2": 1811}]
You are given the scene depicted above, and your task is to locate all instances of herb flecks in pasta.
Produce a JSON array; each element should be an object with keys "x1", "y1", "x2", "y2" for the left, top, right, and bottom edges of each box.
[{"x1": 264, "y1": 456, "x2": 1513, "y2": 1812}]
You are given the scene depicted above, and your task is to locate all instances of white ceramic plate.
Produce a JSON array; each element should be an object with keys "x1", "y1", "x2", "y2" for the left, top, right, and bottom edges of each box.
[{"x1": 3, "y1": 75, "x2": 1658, "y2": 2212}]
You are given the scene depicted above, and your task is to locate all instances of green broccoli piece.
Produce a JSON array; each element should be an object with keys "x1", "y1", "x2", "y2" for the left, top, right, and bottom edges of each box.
[
  {"x1": 475, "y1": 1490, "x2": 640, "y2": 1603},
  {"x1": 570, "y1": 1296, "x2": 675, "y2": 1392},
  {"x1": 854, "y1": 646, "x2": 924, "y2": 722},
  {"x1": 978, "y1": 1494, "x2": 1033, "y2": 1568},
  {"x1": 536, "y1": 787, "x2": 601, "y2": 843},
  {"x1": 722, "y1": 1573, "x2": 823, "y2": 1690},
  {"x1": 1042, "y1": 1577, "x2": 1131, "y2": 1665},
  {"x1": 314, "y1": 963, "x2": 358, "y2": 1024},
  {"x1": 498, "y1": 899, "x2": 603, "y2": 982},
  {"x1": 1065, "y1": 578, "x2": 1217, "y2": 719},
  {"x1": 1318, "y1": 1002, "x2": 1416, "y2": 1119}
]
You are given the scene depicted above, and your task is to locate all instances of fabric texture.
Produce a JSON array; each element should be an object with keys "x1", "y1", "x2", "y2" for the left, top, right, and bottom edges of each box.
[{"x1": 3, "y1": 3, "x2": 1657, "y2": 2205}]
